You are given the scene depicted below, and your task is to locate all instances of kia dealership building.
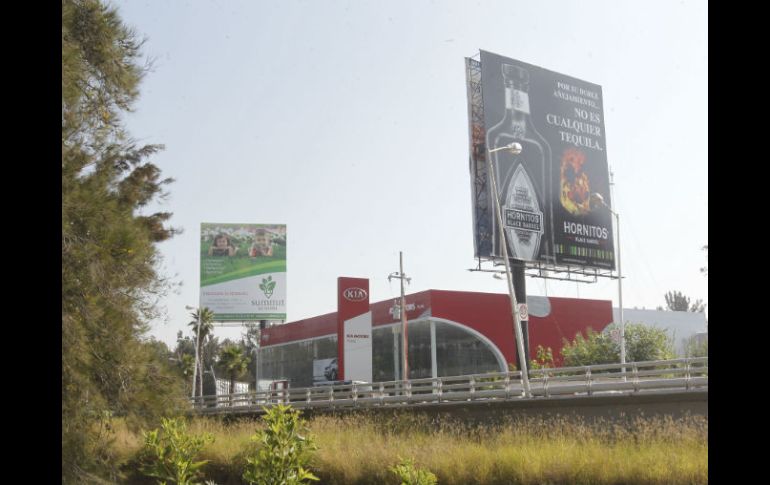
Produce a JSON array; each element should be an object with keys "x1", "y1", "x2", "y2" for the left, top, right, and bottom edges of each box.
[{"x1": 257, "y1": 277, "x2": 613, "y2": 388}]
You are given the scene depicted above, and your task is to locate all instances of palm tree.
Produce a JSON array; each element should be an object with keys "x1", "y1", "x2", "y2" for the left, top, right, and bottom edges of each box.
[
  {"x1": 218, "y1": 345, "x2": 251, "y2": 406},
  {"x1": 178, "y1": 353, "x2": 196, "y2": 378},
  {"x1": 188, "y1": 307, "x2": 215, "y2": 397}
]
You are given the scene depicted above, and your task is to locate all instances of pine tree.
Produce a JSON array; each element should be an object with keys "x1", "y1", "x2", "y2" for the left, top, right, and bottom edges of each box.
[{"x1": 62, "y1": 1, "x2": 181, "y2": 481}]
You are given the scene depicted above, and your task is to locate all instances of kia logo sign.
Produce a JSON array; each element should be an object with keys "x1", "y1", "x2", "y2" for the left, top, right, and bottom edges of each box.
[{"x1": 343, "y1": 287, "x2": 367, "y2": 302}]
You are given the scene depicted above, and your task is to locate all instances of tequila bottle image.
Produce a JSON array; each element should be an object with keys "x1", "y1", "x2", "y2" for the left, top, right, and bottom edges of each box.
[{"x1": 486, "y1": 64, "x2": 553, "y2": 262}]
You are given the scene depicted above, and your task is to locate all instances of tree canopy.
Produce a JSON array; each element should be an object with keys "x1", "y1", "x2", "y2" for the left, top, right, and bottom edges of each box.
[
  {"x1": 62, "y1": 1, "x2": 181, "y2": 481},
  {"x1": 663, "y1": 290, "x2": 706, "y2": 313}
]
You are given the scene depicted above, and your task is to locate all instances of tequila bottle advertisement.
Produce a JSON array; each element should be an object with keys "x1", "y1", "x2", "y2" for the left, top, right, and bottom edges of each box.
[{"x1": 474, "y1": 50, "x2": 615, "y2": 270}]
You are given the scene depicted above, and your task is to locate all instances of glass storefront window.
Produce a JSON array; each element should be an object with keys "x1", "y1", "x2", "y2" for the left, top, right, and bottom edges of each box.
[
  {"x1": 372, "y1": 327, "x2": 396, "y2": 382},
  {"x1": 434, "y1": 321, "x2": 502, "y2": 377},
  {"x1": 259, "y1": 335, "x2": 337, "y2": 388},
  {"x1": 258, "y1": 319, "x2": 505, "y2": 387}
]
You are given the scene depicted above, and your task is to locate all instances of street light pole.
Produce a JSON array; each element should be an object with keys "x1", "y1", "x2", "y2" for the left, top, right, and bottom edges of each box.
[
  {"x1": 487, "y1": 142, "x2": 531, "y2": 397},
  {"x1": 591, "y1": 193, "x2": 625, "y2": 373},
  {"x1": 615, "y1": 209, "x2": 625, "y2": 371}
]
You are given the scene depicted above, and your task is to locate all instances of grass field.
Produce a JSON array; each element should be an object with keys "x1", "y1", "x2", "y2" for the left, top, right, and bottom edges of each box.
[{"x1": 116, "y1": 411, "x2": 707, "y2": 484}]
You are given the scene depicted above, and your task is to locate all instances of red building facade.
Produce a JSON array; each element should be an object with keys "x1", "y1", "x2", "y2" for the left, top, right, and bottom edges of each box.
[{"x1": 259, "y1": 288, "x2": 612, "y2": 388}]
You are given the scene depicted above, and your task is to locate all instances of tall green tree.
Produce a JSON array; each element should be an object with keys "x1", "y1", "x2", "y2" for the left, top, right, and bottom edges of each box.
[
  {"x1": 62, "y1": 1, "x2": 179, "y2": 481},
  {"x1": 240, "y1": 323, "x2": 260, "y2": 385},
  {"x1": 188, "y1": 307, "x2": 215, "y2": 397},
  {"x1": 218, "y1": 345, "x2": 251, "y2": 405}
]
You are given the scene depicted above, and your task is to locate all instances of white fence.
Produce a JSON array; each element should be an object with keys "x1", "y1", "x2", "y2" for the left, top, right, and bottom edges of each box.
[{"x1": 190, "y1": 357, "x2": 707, "y2": 414}]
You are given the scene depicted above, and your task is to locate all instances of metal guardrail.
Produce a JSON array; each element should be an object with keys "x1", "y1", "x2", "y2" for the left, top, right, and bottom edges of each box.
[{"x1": 190, "y1": 357, "x2": 707, "y2": 414}]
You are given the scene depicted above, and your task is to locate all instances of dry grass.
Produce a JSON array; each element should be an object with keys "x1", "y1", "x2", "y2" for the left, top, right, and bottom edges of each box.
[{"x1": 114, "y1": 412, "x2": 707, "y2": 485}]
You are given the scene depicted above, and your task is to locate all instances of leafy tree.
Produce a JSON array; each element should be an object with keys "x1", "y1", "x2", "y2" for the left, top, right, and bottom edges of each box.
[
  {"x1": 62, "y1": 0, "x2": 179, "y2": 481},
  {"x1": 664, "y1": 290, "x2": 706, "y2": 313},
  {"x1": 242, "y1": 405, "x2": 319, "y2": 484},
  {"x1": 218, "y1": 345, "x2": 251, "y2": 405}
]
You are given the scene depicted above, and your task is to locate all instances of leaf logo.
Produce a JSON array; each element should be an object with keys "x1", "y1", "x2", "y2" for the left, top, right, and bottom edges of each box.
[{"x1": 259, "y1": 276, "x2": 277, "y2": 299}]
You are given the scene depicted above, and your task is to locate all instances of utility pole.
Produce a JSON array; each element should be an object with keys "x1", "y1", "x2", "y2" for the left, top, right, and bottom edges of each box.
[{"x1": 388, "y1": 252, "x2": 411, "y2": 380}]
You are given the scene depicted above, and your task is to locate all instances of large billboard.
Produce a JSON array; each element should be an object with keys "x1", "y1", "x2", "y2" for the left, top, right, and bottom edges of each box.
[
  {"x1": 200, "y1": 223, "x2": 286, "y2": 321},
  {"x1": 466, "y1": 50, "x2": 615, "y2": 270}
]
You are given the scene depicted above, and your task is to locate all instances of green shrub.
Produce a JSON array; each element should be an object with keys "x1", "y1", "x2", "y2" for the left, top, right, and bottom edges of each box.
[
  {"x1": 389, "y1": 457, "x2": 438, "y2": 485},
  {"x1": 685, "y1": 336, "x2": 708, "y2": 359},
  {"x1": 242, "y1": 404, "x2": 318, "y2": 485},
  {"x1": 530, "y1": 345, "x2": 554, "y2": 370},
  {"x1": 140, "y1": 417, "x2": 214, "y2": 485},
  {"x1": 562, "y1": 323, "x2": 675, "y2": 367}
]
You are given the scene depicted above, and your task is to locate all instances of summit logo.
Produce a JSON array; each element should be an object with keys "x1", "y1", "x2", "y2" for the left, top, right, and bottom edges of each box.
[
  {"x1": 343, "y1": 287, "x2": 367, "y2": 302},
  {"x1": 259, "y1": 276, "x2": 276, "y2": 299}
]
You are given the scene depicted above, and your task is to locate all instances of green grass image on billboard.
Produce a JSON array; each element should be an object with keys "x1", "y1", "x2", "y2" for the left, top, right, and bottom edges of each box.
[
  {"x1": 200, "y1": 223, "x2": 286, "y2": 288},
  {"x1": 200, "y1": 245, "x2": 286, "y2": 287}
]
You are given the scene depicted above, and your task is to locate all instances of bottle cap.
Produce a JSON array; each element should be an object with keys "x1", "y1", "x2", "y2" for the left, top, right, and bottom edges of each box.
[{"x1": 502, "y1": 64, "x2": 529, "y2": 85}]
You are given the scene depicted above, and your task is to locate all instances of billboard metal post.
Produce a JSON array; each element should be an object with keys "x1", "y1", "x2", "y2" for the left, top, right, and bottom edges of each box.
[
  {"x1": 488, "y1": 142, "x2": 531, "y2": 397},
  {"x1": 512, "y1": 260, "x2": 530, "y2": 370}
]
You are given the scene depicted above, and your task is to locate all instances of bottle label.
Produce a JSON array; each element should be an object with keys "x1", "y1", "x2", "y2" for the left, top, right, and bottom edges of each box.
[
  {"x1": 506, "y1": 89, "x2": 530, "y2": 114},
  {"x1": 504, "y1": 164, "x2": 543, "y2": 261}
]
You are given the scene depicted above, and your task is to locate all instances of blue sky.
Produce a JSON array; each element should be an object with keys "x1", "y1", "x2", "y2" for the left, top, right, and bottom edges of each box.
[{"x1": 115, "y1": 0, "x2": 708, "y2": 347}]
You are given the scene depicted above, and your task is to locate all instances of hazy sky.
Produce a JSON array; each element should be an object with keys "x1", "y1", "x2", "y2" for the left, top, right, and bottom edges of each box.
[{"x1": 115, "y1": 0, "x2": 708, "y2": 347}]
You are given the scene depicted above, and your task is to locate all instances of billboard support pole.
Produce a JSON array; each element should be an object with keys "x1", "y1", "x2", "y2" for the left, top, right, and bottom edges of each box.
[
  {"x1": 488, "y1": 142, "x2": 531, "y2": 397},
  {"x1": 512, "y1": 260, "x2": 530, "y2": 370}
]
